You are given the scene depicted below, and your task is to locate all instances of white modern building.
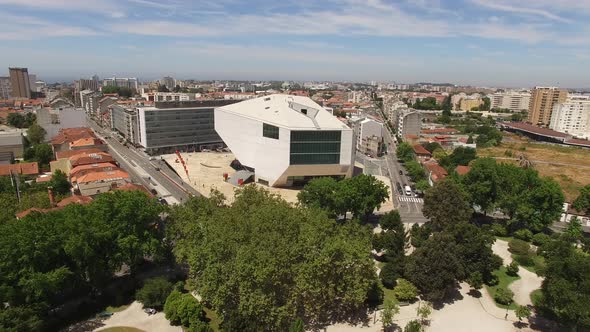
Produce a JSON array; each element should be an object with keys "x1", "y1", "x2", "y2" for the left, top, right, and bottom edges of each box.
[
  {"x1": 396, "y1": 109, "x2": 421, "y2": 139},
  {"x1": 351, "y1": 117, "x2": 383, "y2": 150},
  {"x1": 549, "y1": 95, "x2": 590, "y2": 139},
  {"x1": 490, "y1": 91, "x2": 531, "y2": 112},
  {"x1": 215, "y1": 94, "x2": 354, "y2": 187}
]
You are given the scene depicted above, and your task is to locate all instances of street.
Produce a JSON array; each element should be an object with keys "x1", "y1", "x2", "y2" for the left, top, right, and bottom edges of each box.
[{"x1": 88, "y1": 120, "x2": 200, "y2": 204}]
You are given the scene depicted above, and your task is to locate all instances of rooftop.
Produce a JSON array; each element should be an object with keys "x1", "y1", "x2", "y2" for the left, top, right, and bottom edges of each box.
[
  {"x1": 413, "y1": 144, "x2": 432, "y2": 156},
  {"x1": 73, "y1": 168, "x2": 129, "y2": 184},
  {"x1": 0, "y1": 162, "x2": 39, "y2": 176},
  {"x1": 216, "y1": 94, "x2": 350, "y2": 130},
  {"x1": 456, "y1": 165, "x2": 471, "y2": 176},
  {"x1": 55, "y1": 148, "x2": 104, "y2": 160}
]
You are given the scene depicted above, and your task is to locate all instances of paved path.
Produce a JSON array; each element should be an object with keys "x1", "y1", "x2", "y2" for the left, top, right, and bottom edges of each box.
[{"x1": 94, "y1": 301, "x2": 181, "y2": 332}]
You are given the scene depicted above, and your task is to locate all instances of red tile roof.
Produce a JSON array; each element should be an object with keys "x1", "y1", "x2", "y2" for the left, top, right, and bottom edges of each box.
[
  {"x1": 565, "y1": 138, "x2": 590, "y2": 147},
  {"x1": 0, "y1": 162, "x2": 39, "y2": 176},
  {"x1": 69, "y1": 152, "x2": 115, "y2": 167},
  {"x1": 424, "y1": 162, "x2": 448, "y2": 183},
  {"x1": 405, "y1": 134, "x2": 419, "y2": 140},
  {"x1": 55, "y1": 148, "x2": 104, "y2": 160},
  {"x1": 51, "y1": 127, "x2": 96, "y2": 145},
  {"x1": 56, "y1": 195, "x2": 93, "y2": 207},
  {"x1": 499, "y1": 122, "x2": 569, "y2": 138},
  {"x1": 70, "y1": 137, "x2": 104, "y2": 148},
  {"x1": 456, "y1": 165, "x2": 471, "y2": 176},
  {"x1": 69, "y1": 162, "x2": 117, "y2": 177},
  {"x1": 421, "y1": 128, "x2": 458, "y2": 134},
  {"x1": 413, "y1": 144, "x2": 432, "y2": 156},
  {"x1": 72, "y1": 168, "x2": 129, "y2": 184},
  {"x1": 115, "y1": 183, "x2": 153, "y2": 196}
]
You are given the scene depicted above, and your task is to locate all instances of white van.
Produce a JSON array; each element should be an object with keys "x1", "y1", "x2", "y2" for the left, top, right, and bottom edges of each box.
[{"x1": 404, "y1": 185, "x2": 412, "y2": 196}]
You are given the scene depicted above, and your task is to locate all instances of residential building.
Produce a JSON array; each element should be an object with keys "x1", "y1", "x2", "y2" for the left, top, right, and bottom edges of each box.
[
  {"x1": 0, "y1": 162, "x2": 39, "y2": 176},
  {"x1": 72, "y1": 168, "x2": 130, "y2": 196},
  {"x1": 360, "y1": 135, "x2": 383, "y2": 157},
  {"x1": 27, "y1": 74, "x2": 36, "y2": 92},
  {"x1": 109, "y1": 105, "x2": 139, "y2": 145},
  {"x1": 0, "y1": 76, "x2": 11, "y2": 99},
  {"x1": 50, "y1": 148, "x2": 113, "y2": 174},
  {"x1": 215, "y1": 94, "x2": 354, "y2": 187},
  {"x1": 103, "y1": 77, "x2": 138, "y2": 91},
  {"x1": 137, "y1": 100, "x2": 238, "y2": 154},
  {"x1": 549, "y1": 95, "x2": 590, "y2": 139},
  {"x1": 528, "y1": 87, "x2": 568, "y2": 127},
  {"x1": 50, "y1": 127, "x2": 97, "y2": 153},
  {"x1": 80, "y1": 90, "x2": 101, "y2": 117},
  {"x1": 0, "y1": 132, "x2": 25, "y2": 158},
  {"x1": 413, "y1": 144, "x2": 432, "y2": 162},
  {"x1": 424, "y1": 161, "x2": 448, "y2": 186},
  {"x1": 459, "y1": 97, "x2": 483, "y2": 111},
  {"x1": 74, "y1": 78, "x2": 100, "y2": 106},
  {"x1": 97, "y1": 96, "x2": 118, "y2": 127},
  {"x1": 351, "y1": 117, "x2": 383, "y2": 151},
  {"x1": 143, "y1": 92, "x2": 194, "y2": 102},
  {"x1": 396, "y1": 109, "x2": 421, "y2": 139},
  {"x1": 160, "y1": 76, "x2": 176, "y2": 89},
  {"x1": 490, "y1": 91, "x2": 531, "y2": 112},
  {"x1": 37, "y1": 107, "x2": 87, "y2": 141},
  {"x1": 9, "y1": 67, "x2": 31, "y2": 99},
  {"x1": 385, "y1": 100, "x2": 407, "y2": 121}
]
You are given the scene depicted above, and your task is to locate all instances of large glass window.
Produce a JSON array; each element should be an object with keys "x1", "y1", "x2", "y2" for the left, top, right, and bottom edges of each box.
[
  {"x1": 290, "y1": 130, "x2": 341, "y2": 165},
  {"x1": 263, "y1": 123, "x2": 279, "y2": 139}
]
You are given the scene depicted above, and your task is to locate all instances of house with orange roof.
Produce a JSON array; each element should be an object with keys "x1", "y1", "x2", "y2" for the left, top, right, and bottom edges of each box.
[
  {"x1": 69, "y1": 137, "x2": 107, "y2": 151},
  {"x1": 115, "y1": 183, "x2": 153, "y2": 196},
  {"x1": 69, "y1": 162, "x2": 117, "y2": 179},
  {"x1": 72, "y1": 168, "x2": 130, "y2": 196},
  {"x1": 51, "y1": 127, "x2": 96, "y2": 152},
  {"x1": 0, "y1": 162, "x2": 39, "y2": 176},
  {"x1": 413, "y1": 144, "x2": 432, "y2": 162},
  {"x1": 424, "y1": 161, "x2": 448, "y2": 186},
  {"x1": 51, "y1": 148, "x2": 115, "y2": 175}
]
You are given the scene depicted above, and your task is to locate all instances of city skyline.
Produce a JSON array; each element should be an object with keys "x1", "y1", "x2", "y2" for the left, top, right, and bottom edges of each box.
[{"x1": 0, "y1": 0, "x2": 589, "y2": 87}]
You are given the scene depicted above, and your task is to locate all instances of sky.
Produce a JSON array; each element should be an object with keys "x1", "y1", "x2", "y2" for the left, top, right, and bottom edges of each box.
[{"x1": 0, "y1": 0, "x2": 589, "y2": 88}]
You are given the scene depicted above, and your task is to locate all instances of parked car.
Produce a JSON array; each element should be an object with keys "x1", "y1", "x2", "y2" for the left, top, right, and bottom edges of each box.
[
  {"x1": 399, "y1": 170, "x2": 403, "y2": 175},
  {"x1": 144, "y1": 308, "x2": 157, "y2": 315},
  {"x1": 404, "y1": 185, "x2": 412, "y2": 196}
]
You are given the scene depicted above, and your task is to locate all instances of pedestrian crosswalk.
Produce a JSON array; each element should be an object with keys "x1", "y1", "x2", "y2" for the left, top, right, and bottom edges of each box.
[{"x1": 398, "y1": 196, "x2": 424, "y2": 203}]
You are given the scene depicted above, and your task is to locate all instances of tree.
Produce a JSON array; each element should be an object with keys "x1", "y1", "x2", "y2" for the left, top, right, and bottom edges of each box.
[
  {"x1": 572, "y1": 185, "x2": 590, "y2": 215},
  {"x1": 415, "y1": 180, "x2": 430, "y2": 192},
  {"x1": 164, "y1": 290, "x2": 207, "y2": 328},
  {"x1": 405, "y1": 161, "x2": 426, "y2": 182},
  {"x1": 565, "y1": 217, "x2": 583, "y2": 242},
  {"x1": 168, "y1": 186, "x2": 378, "y2": 330},
  {"x1": 158, "y1": 85, "x2": 170, "y2": 92},
  {"x1": 479, "y1": 97, "x2": 491, "y2": 112},
  {"x1": 289, "y1": 318, "x2": 305, "y2": 332},
  {"x1": 441, "y1": 95, "x2": 452, "y2": 113},
  {"x1": 475, "y1": 125, "x2": 502, "y2": 147},
  {"x1": 29, "y1": 144, "x2": 53, "y2": 166},
  {"x1": 506, "y1": 262, "x2": 520, "y2": 277},
  {"x1": 396, "y1": 142, "x2": 415, "y2": 162},
  {"x1": 297, "y1": 177, "x2": 339, "y2": 214},
  {"x1": 422, "y1": 179, "x2": 472, "y2": 231},
  {"x1": 136, "y1": 277, "x2": 173, "y2": 309},
  {"x1": 380, "y1": 262, "x2": 399, "y2": 289},
  {"x1": 467, "y1": 272, "x2": 483, "y2": 290},
  {"x1": 26, "y1": 123, "x2": 46, "y2": 145},
  {"x1": 49, "y1": 170, "x2": 70, "y2": 195},
  {"x1": 340, "y1": 174, "x2": 389, "y2": 220},
  {"x1": 511, "y1": 113, "x2": 523, "y2": 122},
  {"x1": 440, "y1": 147, "x2": 477, "y2": 170},
  {"x1": 449, "y1": 223, "x2": 501, "y2": 284},
  {"x1": 466, "y1": 135, "x2": 474, "y2": 144},
  {"x1": 404, "y1": 320, "x2": 423, "y2": 332},
  {"x1": 461, "y1": 158, "x2": 499, "y2": 213},
  {"x1": 513, "y1": 177, "x2": 564, "y2": 232},
  {"x1": 422, "y1": 142, "x2": 442, "y2": 154},
  {"x1": 494, "y1": 288, "x2": 514, "y2": 305},
  {"x1": 515, "y1": 305, "x2": 531, "y2": 323},
  {"x1": 410, "y1": 223, "x2": 431, "y2": 248},
  {"x1": 393, "y1": 278, "x2": 418, "y2": 301},
  {"x1": 416, "y1": 301, "x2": 432, "y2": 326},
  {"x1": 381, "y1": 299, "x2": 400, "y2": 331},
  {"x1": 405, "y1": 233, "x2": 461, "y2": 302}
]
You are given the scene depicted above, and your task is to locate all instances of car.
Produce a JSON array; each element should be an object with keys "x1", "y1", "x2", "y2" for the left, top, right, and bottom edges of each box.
[
  {"x1": 399, "y1": 170, "x2": 403, "y2": 175},
  {"x1": 404, "y1": 185, "x2": 412, "y2": 196},
  {"x1": 158, "y1": 198, "x2": 168, "y2": 205},
  {"x1": 150, "y1": 189, "x2": 158, "y2": 196},
  {"x1": 148, "y1": 156, "x2": 156, "y2": 161},
  {"x1": 144, "y1": 308, "x2": 157, "y2": 315}
]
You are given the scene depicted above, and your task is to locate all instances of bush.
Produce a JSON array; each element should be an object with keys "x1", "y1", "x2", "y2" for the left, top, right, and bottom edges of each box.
[
  {"x1": 494, "y1": 288, "x2": 514, "y2": 305},
  {"x1": 532, "y1": 233, "x2": 551, "y2": 247},
  {"x1": 380, "y1": 263, "x2": 399, "y2": 289},
  {"x1": 136, "y1": 277, "x2": 173, "y2": 309},
  {"x1": 486, "y1": 274, "x2": 499, "y2": 286},
  {"x1": 491, "y1": 223, "x2": 508, "y2": 237},
  {"x1": 508, "y1": 239, "x2": 531, "y2": 256},
  {"x1": 514, "y1": 253, "x2": 534, "y2": 267},
  {"x1": 393, "y1": 278, "x2": 418, "y2": 301},
  {"x1": 404, "y1": 320, "x2": 423, "y2": 332},
  {"x1": 164, "y1": 290, "x2": 206, "y2": 328},
  {"x1": 174, "y1": 281, "x2": 185, "y2": 293},
  {"x1": 506, "y1": 262, "x2": 519, "y2": 276},
  {"x1": 513, "y1": 229, "x2": 533, "y2": 242},
  {"x1": 534, "y1": 259, "x2": 547, "y2": 277}
]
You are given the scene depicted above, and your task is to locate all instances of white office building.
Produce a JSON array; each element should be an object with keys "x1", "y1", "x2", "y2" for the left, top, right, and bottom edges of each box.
[
  {"x1": 549, "y1": 95, "x2": 590, "y2": 139},
  {"x1": 490, "y1": 91, "x2": 531, "y2": 112},
  {"x1": 215, "y1": 94, "x2": 354, "y2": 187}
]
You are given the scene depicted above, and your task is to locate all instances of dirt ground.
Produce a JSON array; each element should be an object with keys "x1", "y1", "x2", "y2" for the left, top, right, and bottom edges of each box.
[
  {"x1": 478, "y1": 135, "x2": 590, "y2": 201},
  {"x1": 164, "y1": 152, "x2": 393, "y2": 213},
  {"x1": 94, "y1": 301, "x2": 180, "y2": 332}
]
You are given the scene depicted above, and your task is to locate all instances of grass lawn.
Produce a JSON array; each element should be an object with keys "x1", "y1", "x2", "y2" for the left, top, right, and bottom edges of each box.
[
  {"x1": 98, "y1": 327, "x2": 145, "y2": 332},
  {"x1": 486, "y1": 266, "x2": 521, "y2": 310},
  {"x1": 381, "y1": 284, "x2": 396, "y2": 303},
  {"x1": 204, "y1": 306, "x2": 222, "y2": 332},
  {"x1": 530, "y1": 289, "x2": 543, "y2": 307},
  {"x1": 516, "y1": 254, "x2": 546, "y2": 275}
]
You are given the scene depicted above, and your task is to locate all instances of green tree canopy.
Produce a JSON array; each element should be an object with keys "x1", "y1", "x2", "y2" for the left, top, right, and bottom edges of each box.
[
  {"x1": 572, "y1": 185, "x2": 590, "y2": 215},
  {"x1": 49, "y1": 170, "x2": 70, "y2": 195},
  {"x1": 461, "y1": 158, "x2": 499, "y2": 213},
  {"x1": 168, "y1": 186, "x2": 379, "y2": 330},
  {"x1": 396, "y1": 142, "x2": 415, "y2": 162},
  {"x1": 136, "y1": 277, "x2": 173, "y2": 309},
  {"x1": 440, "y1": 147, "x2": 477, "y2": 170},
  {"x1": 422, "y1": 179, "x2": 472, "y2": 232},
  {"x1": 26, "y1": 123, "x2": 46, "y2": 145}
]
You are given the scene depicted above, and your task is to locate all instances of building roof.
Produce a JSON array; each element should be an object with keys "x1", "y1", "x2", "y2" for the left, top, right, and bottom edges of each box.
[
  {"x1": 69, "y1": 152, "x2": 115, "y2": 167},
  {"x1": 70, "y1": 137, "x2": 104, "y2": 148},
  {"x1": 0, "y1": 162, "x2": 39, "y2": 176},
  {"x1": 499, "y1": 122, "x2": 569, "y2": 139},
  {"x1": 56, "y1": 195, "x2": 93, "y2": 207},
  {"x1": 55, "y1": 148, "x2": 104, "y2": 160},
  {"x1": 0, "y1": 132, "x2": 24, "y2": 146},
  {"x1": 69, "y1": 162, "x2": 116, "y2": 177},
  {"x1": 216, "y1": 94, "x2": 350, "y2": 130},
  {"x1": 73, "y1": 168, "x2": 129, "y2": 184},
  {"x1": 456, "y1": 165, "x2": 471, "y2": 176},
  {"x1": 51, "y1": 127, "x2": 95, "y2": 145},
  {"x1": 36, "y1": 174, "x2": 53, "y2": 183},
  {"x1": 413, "y1": 144, "x2": 432, "y2": 156},
  {"x1": 421, "y1": 128, "x2": 458, "y2": 134},
  {"x1": 424, "y1": 162, "x2": 448, "y2": 183},
  {"x1": 564, "y1": 138, "x2": 590, "y2": 148}
]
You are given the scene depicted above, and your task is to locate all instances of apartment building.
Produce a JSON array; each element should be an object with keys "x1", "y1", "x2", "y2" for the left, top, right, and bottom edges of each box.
[
  {"x1": 459, "y1": 97, "x2": 483, "y2": 111},
  {"x1": 74, "y1": 78, "x2": 100, "y2": 106},
  {"x1": 137, "y1": 100, "x2": 238, "y2": 154},
  {"x1": 37, "y1": 107, "x2": 87, "y2": 141},
  {"x1": 396, "y1": 109, "x2": 421, "y2": 139},
  {"x1": 490, "y1": 91, "x2": 531, "y2": 112},
  {"x1": 549, "y1": 95, "x2": 590, "y2": 139},
  {"x1": 527, "y1": 87, "x2": 568, "y2": 127},
  {"x1": 9, "y1": 67, "x2": 31, "y2": 99},
  {"x1": 0, "y1": 77, "x2": 11, "y2": 99},
  {"x1": 103, "y1": 77, "x2": 139, "y2": 91},
  {"x1": 350, "y1": 117, "x2": 383, "y2": 151},
  {"x1": 109, "y1": 104, "x2": 139, "y2": 145},
  {"x1": 80, "y1": 90, "x2": 102, "y2": 117}
]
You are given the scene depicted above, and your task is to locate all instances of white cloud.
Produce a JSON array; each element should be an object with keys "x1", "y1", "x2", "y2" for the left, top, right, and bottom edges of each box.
[
  {"x1": 471, "y1": 0, "x2": 572, "y2": 22},
  {"x1": 0, "y1": 13, "x2": 101, "y2": 40}
]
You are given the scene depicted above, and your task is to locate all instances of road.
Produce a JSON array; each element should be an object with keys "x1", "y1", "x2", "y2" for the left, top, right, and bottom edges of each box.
[{"x1": 88, "y1": 121, "x2": 200, "y2": 204}]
